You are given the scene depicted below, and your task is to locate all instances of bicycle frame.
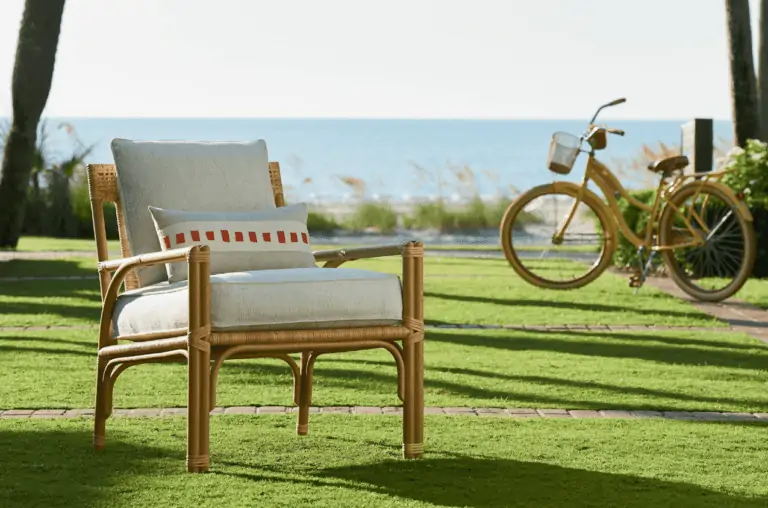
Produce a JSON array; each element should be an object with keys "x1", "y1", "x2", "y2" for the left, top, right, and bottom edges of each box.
[{"x1": 558, "y1": 154, "x2": 751, "y2": 253}]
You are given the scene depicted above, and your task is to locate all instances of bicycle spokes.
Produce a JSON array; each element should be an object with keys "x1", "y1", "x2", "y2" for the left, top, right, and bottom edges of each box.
[
  {"x1": 508, "y1": 191, "x2": 607, "y2": 285},
  {"x1": 665, "y1": 189, "x2": 748, "y2": 293}
]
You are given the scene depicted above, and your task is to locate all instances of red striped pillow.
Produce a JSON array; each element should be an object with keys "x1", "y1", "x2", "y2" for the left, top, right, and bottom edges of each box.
[{"x1": 148, "y1": 203, "x2": 316, "y2": 283}]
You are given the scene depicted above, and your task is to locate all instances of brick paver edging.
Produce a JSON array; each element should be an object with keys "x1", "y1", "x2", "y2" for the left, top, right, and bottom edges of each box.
[{"x1": 2, "y1": 406, "x2": 767, "y2": 422}]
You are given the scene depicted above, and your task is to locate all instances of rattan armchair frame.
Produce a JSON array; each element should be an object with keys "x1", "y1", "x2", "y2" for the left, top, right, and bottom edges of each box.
[{"x1": 87, "y1": 162, "x2": 424, "y2": 473}]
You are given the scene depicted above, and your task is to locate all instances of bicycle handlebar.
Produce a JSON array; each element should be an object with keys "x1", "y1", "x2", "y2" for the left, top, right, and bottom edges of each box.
[{"x1": 588, "y1": 97, "x2": 626, "y2": 125}]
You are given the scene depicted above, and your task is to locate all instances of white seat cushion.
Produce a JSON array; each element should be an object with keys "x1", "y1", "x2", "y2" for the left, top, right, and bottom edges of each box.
[{"x1": 112, "y1": 267, "x2": 403, "y2": 336}]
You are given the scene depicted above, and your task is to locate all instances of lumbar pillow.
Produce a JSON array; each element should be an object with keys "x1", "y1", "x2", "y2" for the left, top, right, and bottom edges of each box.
[{"x1": 148, "y1": 202, "x2": 316, "y2": 283}]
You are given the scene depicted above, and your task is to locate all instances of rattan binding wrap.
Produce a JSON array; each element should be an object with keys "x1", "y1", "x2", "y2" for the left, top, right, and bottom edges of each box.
[{"x1": 86, "y1": 160, "x2": 424, "y2": 473}]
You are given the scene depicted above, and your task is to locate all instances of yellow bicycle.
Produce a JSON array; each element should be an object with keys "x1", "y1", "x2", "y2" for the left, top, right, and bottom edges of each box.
[{"x1": 499, "y1": 98, "x2": 756, "y2": 302}]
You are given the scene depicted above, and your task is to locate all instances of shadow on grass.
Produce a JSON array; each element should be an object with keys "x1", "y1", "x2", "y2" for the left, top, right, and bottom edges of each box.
[
  {"x1": 318, "y1": 457, "x2": 766, "y2": 507},
  {"x1": 0, "y1": 428, "x2": 175, "y2": 508},
  {"x1": 315, "y1": 355, "x2": 768, "y2": 411},
  {"x1": 425, "y1": 331, "x2": 768, "y2": 371},
  {"x1": 425, "y1": 291, "x2": 704, "y2": 320},
  {"x1": 0, "y1": 259, "x2": 97, "y2": 279},
  {"x1": 1, "y1": 426, "x2": 764, "y2": 508},
  {"x1": 0, "y1": 278, "x2": 101, "y2": 326},
  {"x1": 0, "y1": 333, "x2": 94, "y2": 349},
  {"x1": 0, "y1": 333, "x2": 93, "y2": 358},
  {"x1": 0, "y1": 302, "x2": 100, "y2": 324},
  {"x1": 220, "y1": 451, "x2": 768, "y2": 508},
  {"x1": 424, "y1": 323, "x2": 755, "y2": 351},
  {"x1": 219, "y1": 356, "x2": 768, "y2": 412},
  {"x1": 0, "y1": 279, "x2": 101, "y2": 300}
]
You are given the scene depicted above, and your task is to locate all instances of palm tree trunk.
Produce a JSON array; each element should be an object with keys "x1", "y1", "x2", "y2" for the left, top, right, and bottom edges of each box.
[
  {"x1": 759, "y1": 0, "x2": 768, "y2": 140},
  {"x1": 726, "y1": 0, "x2": 761, "y2": 147},
  {"x1": 0, "y1": 0, "x2": 66, "y2": 248}
]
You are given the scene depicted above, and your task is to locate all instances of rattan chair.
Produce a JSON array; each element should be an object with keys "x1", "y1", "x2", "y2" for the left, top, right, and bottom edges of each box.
[{"x1": 87, "y1": 140, "x2": 424, "y2": 473}]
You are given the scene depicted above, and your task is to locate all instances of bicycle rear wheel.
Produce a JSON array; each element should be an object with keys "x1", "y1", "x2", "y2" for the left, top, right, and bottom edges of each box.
[
  {"x1": 499, "y1": 184, "x2": 616, "y2": 289},
  {"x1": 658, "y1": 182, "x2": 756, "y2": 302}
]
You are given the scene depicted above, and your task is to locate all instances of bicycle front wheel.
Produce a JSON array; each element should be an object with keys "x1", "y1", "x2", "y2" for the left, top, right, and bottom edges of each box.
[
  {"x1": 500, "y1": 184, "x2": 616, "y2": 289},
  {"x1": 658, "y1": 182, "x2": 756, "y2": 302}
]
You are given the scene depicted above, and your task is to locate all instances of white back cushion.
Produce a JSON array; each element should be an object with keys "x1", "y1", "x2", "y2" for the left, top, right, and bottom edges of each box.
[{"x1": 111, "y1": 138, "x2": 275, "y2": 286}]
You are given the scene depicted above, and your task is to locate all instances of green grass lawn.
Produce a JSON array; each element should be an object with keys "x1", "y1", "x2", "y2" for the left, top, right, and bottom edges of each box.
[
  {"x1": 1, "y1": 325, "x2": 765, "y2": 412},
  {"x1": 3, "y1": 254, "x2": 762, "y2": 414},
  {"x1": 0, "y1": 257, "x2": 721, "y2": 328},
  {"x1": 714, "y1": 278, "x2": 768, "y2": 310},
  {"x1": 2, "y1": 245, "x2": 768, "y2": 505},
  {"x1": 1, "y1": 416, "x2": 766, "y2": 507}
]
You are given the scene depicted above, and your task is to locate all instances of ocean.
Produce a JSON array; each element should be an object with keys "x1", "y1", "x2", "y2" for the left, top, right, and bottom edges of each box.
[{"x1": 26, "y1": 117, "x2": 735, "y2": 203}]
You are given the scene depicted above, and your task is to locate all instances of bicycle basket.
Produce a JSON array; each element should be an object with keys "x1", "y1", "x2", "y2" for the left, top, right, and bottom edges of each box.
[{"x1": 547, "y1": 132, "x2": 580, "y2": 175}]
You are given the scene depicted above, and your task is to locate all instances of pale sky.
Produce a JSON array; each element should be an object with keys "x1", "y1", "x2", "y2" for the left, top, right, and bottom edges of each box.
[{"x1": 0, "y1": 0, "x2": 762, "y2": 119}]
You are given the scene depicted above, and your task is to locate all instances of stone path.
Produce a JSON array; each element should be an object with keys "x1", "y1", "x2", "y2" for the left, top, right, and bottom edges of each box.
[
  {"x1": 643, "y1": 277, "x2": 768, "y2": 344},
  {"x1": 2, "y1": 406, "x2": 767, "y2": 422}
]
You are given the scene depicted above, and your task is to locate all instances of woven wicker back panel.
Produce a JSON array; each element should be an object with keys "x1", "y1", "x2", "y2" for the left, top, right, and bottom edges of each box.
[{"x1": 87, "y1": 162, "x2": 284, "y2": 291}]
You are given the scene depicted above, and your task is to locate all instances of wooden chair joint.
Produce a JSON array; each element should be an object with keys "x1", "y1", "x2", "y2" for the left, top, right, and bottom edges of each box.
[
  {"x1": 188, "y1": 325, "x2": 212, "y2": 352},
  {"x1": 402, "y1": 243, "x2": 424, "y2": 258}
]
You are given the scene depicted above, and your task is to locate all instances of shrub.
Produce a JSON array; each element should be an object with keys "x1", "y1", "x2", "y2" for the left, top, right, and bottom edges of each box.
[
  {"x1": 609, "y1": 188, "x2": 657, "y2": 268},
  {"x1": 345, "y1": 202, "x2": 398, "y2": 234},
  {"x1": 68, "y1": 174, "x2": 120, "y2": 240},
  {"x1": 307, "y1": 211, "x2": 340, "y2": 235},
  {"x1": 720, "y1": 140, "x2": 768, "y2": 208},
  {"x1": 720, "y1": 139, "x2": 768, "y2": 277}
]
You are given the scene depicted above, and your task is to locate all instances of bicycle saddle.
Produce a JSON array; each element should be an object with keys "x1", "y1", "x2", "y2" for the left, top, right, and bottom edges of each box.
[{"x1": 647, "y1": 155, "x2": 689, "y2": 174}]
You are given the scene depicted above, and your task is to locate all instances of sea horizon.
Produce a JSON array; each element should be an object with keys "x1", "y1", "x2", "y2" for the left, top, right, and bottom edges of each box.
[{"x1": 2, "y1": 116, "x2": 736, "y2": 203}]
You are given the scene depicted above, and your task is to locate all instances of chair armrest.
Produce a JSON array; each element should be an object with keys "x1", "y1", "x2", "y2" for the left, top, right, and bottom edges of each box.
[
  {"x1": 96, "y1": 245, "x2": 211, "y2": 348},
  {"x1": 313, "y1": 241, "x2": 419, "y2": 268},
  {"x1": 98, "y1": 246, "x2": 197, "y2": 273}
]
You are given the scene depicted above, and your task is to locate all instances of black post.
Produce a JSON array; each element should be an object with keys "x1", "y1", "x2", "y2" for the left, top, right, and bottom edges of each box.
[{"x1": 680, "y1": 118, "x2": 714, "y2": 174}]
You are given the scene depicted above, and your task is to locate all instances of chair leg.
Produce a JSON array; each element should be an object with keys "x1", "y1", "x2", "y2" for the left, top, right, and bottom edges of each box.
[
  {"x1": 403, "y1": 340, "x2": 424, "y2": 459},
  {"x1": 297, "y1": 352, "x2": 316, "y2": 436},
  {"x1": 186, "y1": 347, "x2": 210, "y2": 473},
  {"x1": 198, "y1": 354, "x2": 211, "y2": 472},
  {"x1": 93, "y1": 359, "x2": 111, "y2": 451}
]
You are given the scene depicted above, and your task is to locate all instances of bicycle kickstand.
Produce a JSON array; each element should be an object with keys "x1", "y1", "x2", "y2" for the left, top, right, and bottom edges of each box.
[{"x1": 629, "y1": 247, "x2": 656, "y2": 295}]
